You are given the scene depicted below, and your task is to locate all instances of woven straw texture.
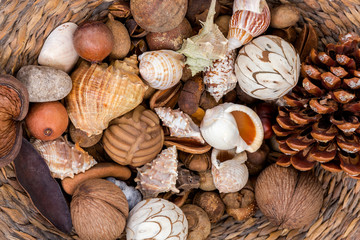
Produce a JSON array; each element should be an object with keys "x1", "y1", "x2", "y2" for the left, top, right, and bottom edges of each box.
[{"x1": 1, "y1": 0, "x2": 360, "y2": 239}]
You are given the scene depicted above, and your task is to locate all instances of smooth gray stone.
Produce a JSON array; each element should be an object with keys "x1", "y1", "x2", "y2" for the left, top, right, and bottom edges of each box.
[{"x1": 16, "y1": 65, "x2": 72, "y2": 102}]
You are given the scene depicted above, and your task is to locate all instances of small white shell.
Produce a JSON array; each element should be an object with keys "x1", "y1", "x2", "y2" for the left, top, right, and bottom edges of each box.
[
  {"x1": 233, "y1": 0, "x2": 267, "y2": 13},
  {"x1": 32, "y1": 137, "x2": 97, "y2": 179},
  {"x1": 126, "y1": 198, "x2": 188, "y2": 240},
  {"x1": 200, "y1": 103, "x2": 264, "y2": 153},
  {"x1": 235, "y1": 35, "x2": 300, "y2": 100},
  {"x1": 211, "y1": 148, "x2": 249, "y2": 193},
  {"x1": 155, "y1": 107, "x2": 205, "y2": 144},
  {"x1": 135, "y1": 146, "x2": 179, "y2": 198},
  {"x1": 139, "y1": 50, "x2": 185, "y2": 90},
  {"x1": 38, "y1": 22, "x2": 79, "y2": 73},
  {"x1": 204, "y1": 50, "x2": 237, "y2": 102}
]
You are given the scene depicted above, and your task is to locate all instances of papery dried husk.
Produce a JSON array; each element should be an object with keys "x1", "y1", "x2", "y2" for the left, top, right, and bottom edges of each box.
[
  {"x1": 204, "y1": 50, "x2": 237, "y2": 102},
  {"x1": 139, "y1": 50, "x2": 185, "y2": 90},
  {"x1": 155, "y1": 107, "x2": 205, "y2": 144},
  {"x1": 66, "y1": 55, "x2": 147, "y2": 137},
  {"x1": 135, "y1": 146, "x2": 179, "y2": 198},
  {"x1": 211, "y1": 148, "x2": 249, "y2": 193},
  {"x1": 32, "y1": 137, "x2": 97, "y2": 180},
  {"x1": 178, "y1": 0, "x2": 228, "y2": 76},
  {"x1": 227, "y1": 0, "x2": 270, "y2": 51}
]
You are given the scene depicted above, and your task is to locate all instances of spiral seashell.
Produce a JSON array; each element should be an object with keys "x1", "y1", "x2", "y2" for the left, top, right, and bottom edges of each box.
[
  {"x1": 155, "y1": 107, "x2": 205, "y2": 144},
  {"x1": 233, "y1": 0, "x2": 267, "y2": 13},
  {"x1": 227, "y1": 0, "x2": 270, "y2": 51},
  {"x1": 139, "y1": 50, "x2": 185, "y2": 90},
  {"x1": 126, "y1": 198, "x2": 188, "y2": 240},
  {"x1": 211, "y1": 148, "x2": 248, "y2": 193},
  {"x1": 66, "y1": 55, "x2": 147, "y2": 137},
  {"x1": 135, "y1": 146, "x2": 179, "y2": 198},
  {"x1": 32, "y1": 137, "x2": 97, "y2": 180},
  {"x1": 204, "y1": 50, "x2": 237, "y2": 102}
]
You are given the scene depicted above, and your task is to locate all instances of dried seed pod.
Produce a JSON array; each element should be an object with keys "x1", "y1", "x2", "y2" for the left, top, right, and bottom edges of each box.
[
  {"x1": 14, "y1": 138, "x2": 72, "y2": 234},
  {"x1": 69, "y1": 123, "x2": 103, "y2": 148},
  {"x1": 178, "y1": 151, "x2": 211, "y2": 172},
  {"x1": 199, "y1": 170, "x2": 216, "y2": 191},
  {"x1": 149, "y1": 83, "x2": 182, "y2": 110},
  {"x1": 177, "y1": 164, "x2": 200, "y2": 192},
  {"x1": 270, "y1": 4, "x2": 300, "y2": 29},
  {"x1": 181, "y1": 204, "x2": 211, "y2": 240},
  {"x1": 164, "y1": 136, "x2": 212, "y2": 154},
  {"x1": 246, "y1": 143, "x2": 269, "y2": 175},
  {"x1": 193, "y1": 191, "x2": 225, "y2": 223},
  {"x1": 294, "y1": 23, "x2": 318, "y2": 62},
  {"x1": 178, "y1": 75, "x2": 205, "y2": 115},
  {"x1": 109, "y1": 0, "x2": 130, "y2": 18},
  {"x1": 106, "y1": 14, "x2": 131, "y2": 60},
  {"x1": 200, "y1": 91, "x2": 221, "y2": 110}
]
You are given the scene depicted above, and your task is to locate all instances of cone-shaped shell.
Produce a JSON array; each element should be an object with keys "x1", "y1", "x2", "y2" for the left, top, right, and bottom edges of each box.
[
  {"x1": 103, "y1": 105, "x2": 164, "y2": 167},
  {"x1": 200, "y1": 103, "x2": 264, "y2": 153},
  {"x1": 155, "y1": 107, "x2": 205, "y2": 144},
  {"x1": 32, "y1": 137, "x2": 97, "y2": 179},
  {"x1": 139, "y1": 50, "x2": 185, "y2": 90},
  {"x1": 204, "y1": 50, "x2": 237, "y2": 102},
  {"x1": 227, "y1": 0, "x2": 270, "y2": 51},
  {"x1": 135, "y1": 146, "x2": 179, "y2": 198},
  {"x1": 66, "y1": 55, "x2": 147, "y2": 136},
  {"x1": 211, "y1": 148, "x2": 248, "y2": 193}
]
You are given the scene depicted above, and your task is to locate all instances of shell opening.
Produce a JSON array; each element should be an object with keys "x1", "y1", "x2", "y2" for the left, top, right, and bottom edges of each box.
[
  {"x1": 216, "y1": 150, "x2": 236, "y2": 163},
  {"x1": 230, "y1": 111, "x2": 256, "y2": 145}
]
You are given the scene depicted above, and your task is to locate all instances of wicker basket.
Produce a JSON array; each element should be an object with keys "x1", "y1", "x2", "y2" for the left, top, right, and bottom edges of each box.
[{"x1": 1, "y1": 0, "x2": 360, "y2": 239}]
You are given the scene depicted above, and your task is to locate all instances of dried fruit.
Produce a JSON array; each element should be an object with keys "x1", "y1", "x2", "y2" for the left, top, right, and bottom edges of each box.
[
  {"x1": 178, "y1": 151, "x2": 211, "y2": 172},
  {"x1": 193, "y1": 191, "x2": 225, "y2": 223}
]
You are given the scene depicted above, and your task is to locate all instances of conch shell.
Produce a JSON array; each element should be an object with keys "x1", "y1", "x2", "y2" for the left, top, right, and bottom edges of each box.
[
  {"x1": 139, "y1": 50, "x2": 185, "y2": 90},
  {"x1": 227, "y1": 0, "x2": 270, "y2": 51},
  {"x1": 32, "y1": 137, "x2": 97, "y2": 179},
  {"x1": 135, "y1": 146, "x2": 179, "y2": 198},
  {"x1": 200, "y1": 103, "x2": 264, "y2": 153},
  {"x1": 203, "y1": 50, "x2": 237, "y2": 102},
  {"x1": 66, "y1": 55, "x2": 147, "y2": 136},
  {"x1": 211, "y1": 148, "x2": 248, "y2": 193},
  {"x1": 155, "y1": 107, "x2": 205, "y2": 144}
]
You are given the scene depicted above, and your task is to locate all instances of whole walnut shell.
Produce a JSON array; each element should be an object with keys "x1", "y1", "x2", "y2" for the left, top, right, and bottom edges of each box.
[
  {"x1": 71, "y1": 179, "x2": 129, "y2": 240},
  {"x1": 255, "y1": 164, "x2": 323, "y2": 229},
  {"x1": 103, "y1": 105, "x2": 164, "y2": 167}
]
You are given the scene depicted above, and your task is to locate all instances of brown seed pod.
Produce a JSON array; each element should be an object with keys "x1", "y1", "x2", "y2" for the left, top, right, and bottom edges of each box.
[
  {"x1": 0, "y1": 74, "x2": 29, "y2": 167},
  {"x1": 25, "y1": 101, "x2": 68, "y2": 141},
  {"x1": 246, "y1": 143, "x2": 269, "y2": 175},
  {"x1": 193, "y1": 191, "x2": 225, "y2": 223},
  {"x1": 69, "y1": 123, "x2": 102, "y2": 148},
  {"x1": 146, "y1": 18, "x2": 193, "y2": 51},
  {"x1": 73, "y1": 21, "x2": 114, "y2": 62},
  {"x1": 181, "y1": 204, "x2": 211, "y2": 240},
  {"x1": 71, "y1": 179, "x2": 129, "y2": 240},
  {"x1": 255, "y1": 164, "x2": 323, "y2": 229},
  {"x1": 178, "y1": 151, "x2": 211, "y2": 172},
  {"x1": 199, "y1": 170, "x2": 216, "y2": 191},
  {"x1": 106, "y1": 14, "x2": 131, "y2": 60},
  {"x1": 270, "y1": 4, "x2": 300, "y2": 29},
  {"x1": 130, "y1": 0, "x2": 188, "y2": 32},
  {"x1": 14, "y1": 138, "x2": 72, "y2": 234},
  {"x1": 178, "y1": 75, "x2": 205, "y2": 115}
]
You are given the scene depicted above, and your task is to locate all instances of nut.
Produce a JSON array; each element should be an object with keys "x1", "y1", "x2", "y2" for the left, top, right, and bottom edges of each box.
[{"x1": 193, "y1": 191, "x2": 225, "y2": 223}]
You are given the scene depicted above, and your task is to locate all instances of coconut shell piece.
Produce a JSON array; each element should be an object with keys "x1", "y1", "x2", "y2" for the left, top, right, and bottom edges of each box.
[
  {"x1": 14, "y1": 138, "x2": 72, "y2": 234},
  {"x1": 0, "y1": 75, "x2": 29, "y2": 167}
]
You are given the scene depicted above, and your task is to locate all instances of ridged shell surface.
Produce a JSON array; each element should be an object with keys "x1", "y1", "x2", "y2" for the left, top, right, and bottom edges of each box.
[
  {"x1": 211, "y1": 148, "x2": 248, "y2": 193},
  {"x1": 227, "y1": 1, "x2": 270, "y2": 51},
  {"x1": 155, "y1": 107, "x2": 205, "y2": 144},
  {"x1": 103, "y1": 106, "x2": 164, "y2": 167},
  {"x1": 32, "y1": 137, "x2": 97, "y2": 179},
  {"x1": 139, "y1": 50, "x2": 185, "y2": 90},
  {"x1": 235, "y1": 35, "x2": 300, "y2": 100},
  {"x1": 135, "y1": 146, "x2": 179, "y2": 198},
  {"x1": 204, "y1": 50, "x2": 237, "y2": 102},
  {"x1": 233, "y1": 0, "x2": 266, "y2": 13},
  {"x1": 66, "y1": 55, "x2": 147, "y2": 137},
  {"x1": 126, "y1": 198, "x2": 188, "y2": 240}
]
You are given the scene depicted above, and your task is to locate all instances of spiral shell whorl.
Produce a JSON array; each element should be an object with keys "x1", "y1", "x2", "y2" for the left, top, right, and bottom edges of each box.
[{"x1": 139, "y1": 50, "x2": 185, "y2": 90}]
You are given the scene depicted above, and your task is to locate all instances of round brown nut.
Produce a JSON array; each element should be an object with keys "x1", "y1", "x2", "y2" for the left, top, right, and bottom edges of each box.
[{"x1": 270, "y1": 4, "x2": 300, "y2": 29}]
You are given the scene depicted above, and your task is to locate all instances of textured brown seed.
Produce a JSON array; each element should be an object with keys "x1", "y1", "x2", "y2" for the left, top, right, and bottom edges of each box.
[
  {"x1": 178, "y1": 75, "x2": 205, "y2": 115},
  {"x1": 193, "y1": 191, "x2": 225, "y2": 223}
]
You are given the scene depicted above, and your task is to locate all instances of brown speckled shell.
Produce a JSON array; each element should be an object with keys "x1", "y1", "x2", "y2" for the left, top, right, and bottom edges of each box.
[{"x1": 103, "y1": 105, "x2": 164, "y2": 167}]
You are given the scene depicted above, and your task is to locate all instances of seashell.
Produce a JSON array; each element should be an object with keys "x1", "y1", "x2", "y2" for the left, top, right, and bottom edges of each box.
[
  {"x1": 155, "y1": 107, "x2": 205, "y2": 144},
  {"x1": 139, "y1": 50, "x2": 185, "y2": 90},
  {"x1": 235, "y1": 35, "x2": 300, "y2": 100},
  {"x1": 32, "y1": 137, "x2": 97, "y2": 180},
  {"x1": 135, "y1": 146, "x2": 179, "y2": 198},
  {"x1": 200, "y1": 103, "x2": 264, "y2": 153},
  {"x1": 66, "y1": 55, "x2": 147, "y2": 137},
  {"x1": 107, "y1": 177, "x2": 142, "y2": 210},
  {"x1": 233, "y1": 0, "x2": 267, "y2": 13},
  {"x1": 227, "y1": 0, "x2": 270, "y2": 51},
  {"x1": 38, "y1": 22, "x2": 79, "y2": 73},
  {"x1": 103, "y1": 105, "x2": 164, "y2": 167},
  {"x1": 204, "y1": 50, "x2": 237, "y2": 102},
  {"x1": 211, "y1": 148, "x2": 249, "y2": 193},
  {"x1": 126, "y1": 198, "x2": 188, "y2": 240}
]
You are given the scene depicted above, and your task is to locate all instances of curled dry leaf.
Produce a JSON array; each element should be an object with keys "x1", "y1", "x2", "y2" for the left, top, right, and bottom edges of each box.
[
  {"x1": 295, "y1": 23, "x2": 318, "y2": 62},
  {"x1": 0, "y1": 74, "x2": 29, "y2": 167},
  {"x1": 14, "y1": 138, "x2": 72, "y2": 234},
  {"x1": 109, "y1": 0, "x2": 131, "y2": 18}
]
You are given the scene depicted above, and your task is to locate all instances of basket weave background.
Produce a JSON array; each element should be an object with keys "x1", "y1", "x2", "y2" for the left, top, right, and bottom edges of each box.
[{"x1": 1, "y1": 0, "x2": 360, "y2": 239}]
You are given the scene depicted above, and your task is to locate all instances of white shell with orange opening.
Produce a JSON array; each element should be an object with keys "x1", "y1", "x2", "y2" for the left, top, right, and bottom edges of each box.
[
  {"x1": 200, "y1": 103, "x2": 264, "y2": 153},
  {"x1": 211, "y1": 148, "x2": 249, "y2": 193}
]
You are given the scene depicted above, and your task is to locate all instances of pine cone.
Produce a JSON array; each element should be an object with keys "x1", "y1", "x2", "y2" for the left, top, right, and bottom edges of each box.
[{"x1": 273, "y1": 33, "x2": 360, "y2": 179}]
